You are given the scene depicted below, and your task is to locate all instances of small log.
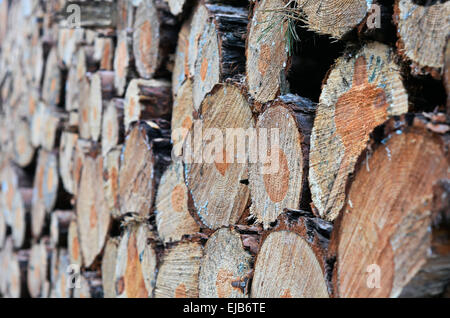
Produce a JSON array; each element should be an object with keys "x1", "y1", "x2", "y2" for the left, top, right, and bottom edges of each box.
[
  {"x1": 41, "y1": 108, "x2": 67, "y2": 152},
  {"x1": 191, "y1": 3, "x2": 248, "y2": 110},
  {"x1": 132, "y1": 0, "x2": 178, "y2": 79},
  {"x1": 27, "y1": 238, "x2": 51, "y2": 298},
  {"x1": 394, "y1": 0, "x2": 450, "y2": 77},
  {"x1": 59, "y1": 131, "x2": 78, "y2": 195},
  {"x1": 0, "y1": 0, "x2": 8, "y2": 44},
  {"x1": 123, "y1": 78, "x2": 172, "y2": 131},
  {"x1": 155, "y1": 161, "x2": 200, "y2": 243},
  {"x1": 42, "y1": 48, "x2": 62, "y2": 107},
  {"x1": 113, "y1": 30, "x2": 134, "y2": 97},
  {"x1": 118, "y1": 121, "x2": 171, "y2": 217},
  {"x1": 12, "y1": 119, "x2": 35, "y2": 167},
  {"x1": 76, "y1": 155, "x2": 110, "y2": 268},
  {"x1": 155, "y1": 241, "x2": 203, "y2": 298},
  {"x1": 249, "y1": 95, "x2": 315, "y2": 228},
  {"x1": 88, "y1": 71, "x2": 115, "y2": 142},
  {"x1": 172, "y1": 17, "x2": 191, "y2": 98},
  {"x1": 115, "y1": 220, "x2": 157, "y2": 298},
  {"x1": 184, "y1": 83, "x2": 254, "y2": 229},
  {"x1": 116, "y1": 0, "x2": 136, "y2": 32},
  {"x1": 72, "y1": 138, "x2": 94, "y2": 197},
  {"x1": 7, "y1": 250, "x2": 30, "y2": 298},
  {"x1": 164, "y1": 0, "x2": 188, "y2": 16},
  {"x1": 68, "y1": 219, "x2": 83, "y2": 268},
  {"x1": 30, "y1": 102, "x2": 46, "y2": 148},
  {"x1": 103, "y1": 146, "x2": 121, "y2": 219},
  {"x1": 0, "y1": 238, "x2": 13, "y2": 296},
  {"x1": 31, "y1": 150, "x2": 59, "y2": 238},
  {"x1": 296, "y1": 0, "x2": 374, "y2": 39},
  {"x1": 329, "y1": 114, "x2": 450, "y2": 298},
  {"x1": 78, "y1": 75, "x2": 94, "y2": 140},
  {"x1": 94, "y1": 36, "x2": 114, "y2": 71},
  {"x1": 101, "y1": 237, "x2": 120, "y2": 298},
  {"x1": 50, "y1": 210, "x2": 74, "y2": 248},
  {"x1": 246, "y1": 0, "x2": 290, "y2": 106},
  {"x1": 0, "y1": 205, "x2": 5, "y2": 249},
  {"x1": 65, "y1": 48, "x2": 93, "y2": 112},
  {"x1": 50, "y1": 249, "x2": 71, "y2": 298},
  {"x1": 171, "y1": 79, "x2": 194, "y2": 157},
  {"x1": 445, "y1": 39, "x2": 450, "y2": 114},
  {"x1": 309, "y1": 42, "x2": 408, "y2": 221},
  {"x1": 57, "y1": 28, "x2": 85, "y2": 68},
  {"x1": 11, "y1": 188, "x2": 32, "y2": 249},
  {"x1": 251, "y1": 212, "x2": 331, "y2": 297},
  {"x1": 101, "y1": 99, "x2": 125, "y2": 157},
  {"x1": 199, "y1": 228, "x2": 252, "y2": 298}
]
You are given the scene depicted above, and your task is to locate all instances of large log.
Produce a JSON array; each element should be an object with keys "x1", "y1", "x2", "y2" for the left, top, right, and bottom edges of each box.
[
  {"x1": 251, "y1": 211, "x2": 331, "y2": 297},
  {"x1": 329, "y1": 114, "x2": 449, "y2": 298},
  {"x1": 184, "y1": 83, "x2": 254, "y2": 229},
  {"x1": 249, "y1": 95, "x2": 315, "y2": 228},
  {"x1": 309, "y1": 42, "x2": 408, "y2": 221}
]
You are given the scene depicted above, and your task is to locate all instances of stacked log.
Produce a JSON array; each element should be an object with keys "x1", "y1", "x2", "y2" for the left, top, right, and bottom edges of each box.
[{"x1": 0, "y1": 0, "x2": 448, "y2": 299}]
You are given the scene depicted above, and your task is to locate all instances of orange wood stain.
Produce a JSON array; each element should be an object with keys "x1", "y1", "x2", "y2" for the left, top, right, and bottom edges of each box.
[
  {"x1": 124, "y1": 232, "x2": 148, "y2": 298},
  {"x1": 200, "y1": 57, "x2": 208, "y2": 81},
  {"x1": 72, "y1": 235, "x2": 79, "y2": 261},
  {"x1": 214, "y1": 149, "x2": 230, "y2": 177},
  {"x1": 257, "y1": 44, "x2": 271, "y2": 77},
  {"x1": 89, "y1": 204, "x2": 98, "y2": 229},
  {"x1": 174, "y1": 283, "x2": 187, "y2": 298},
  {"x1": 139, "y1": 21, "x2": 152, "y2": 71},
  {"x1": 280, "y1": 289, "x2": 292, "y2": 298},
  {"x1": 171, "y1": 184, "x2": 185, "y2": 212},
  {"x1": 263, "y1": 147, "x2": 290, "y2": 203}
]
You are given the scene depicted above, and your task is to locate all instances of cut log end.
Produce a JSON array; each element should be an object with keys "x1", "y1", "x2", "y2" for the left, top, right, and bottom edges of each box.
[
  {"x1": 309, "y1": 42, "x2": 408, "y2": 221},
  {"x1": 249, "y1": 96, "x2": 315, "y2": 228},
  {"x1": 184, "y1": 84, "x2": 254, "y2": 229},
  {"x1": 199, "y1": 228, "x2": 252, "y2": 298},
  {"x1": 115, "y1": 221, "x2": 157, "y2": 298},
  {"x1": 330, "y1": 114, "x2": 449, "y2": 298}
]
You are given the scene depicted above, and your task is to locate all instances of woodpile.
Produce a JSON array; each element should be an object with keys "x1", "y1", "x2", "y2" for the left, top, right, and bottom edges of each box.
[{"x1": 0, "y1": 0, "x2": 448, "y2": 298}]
